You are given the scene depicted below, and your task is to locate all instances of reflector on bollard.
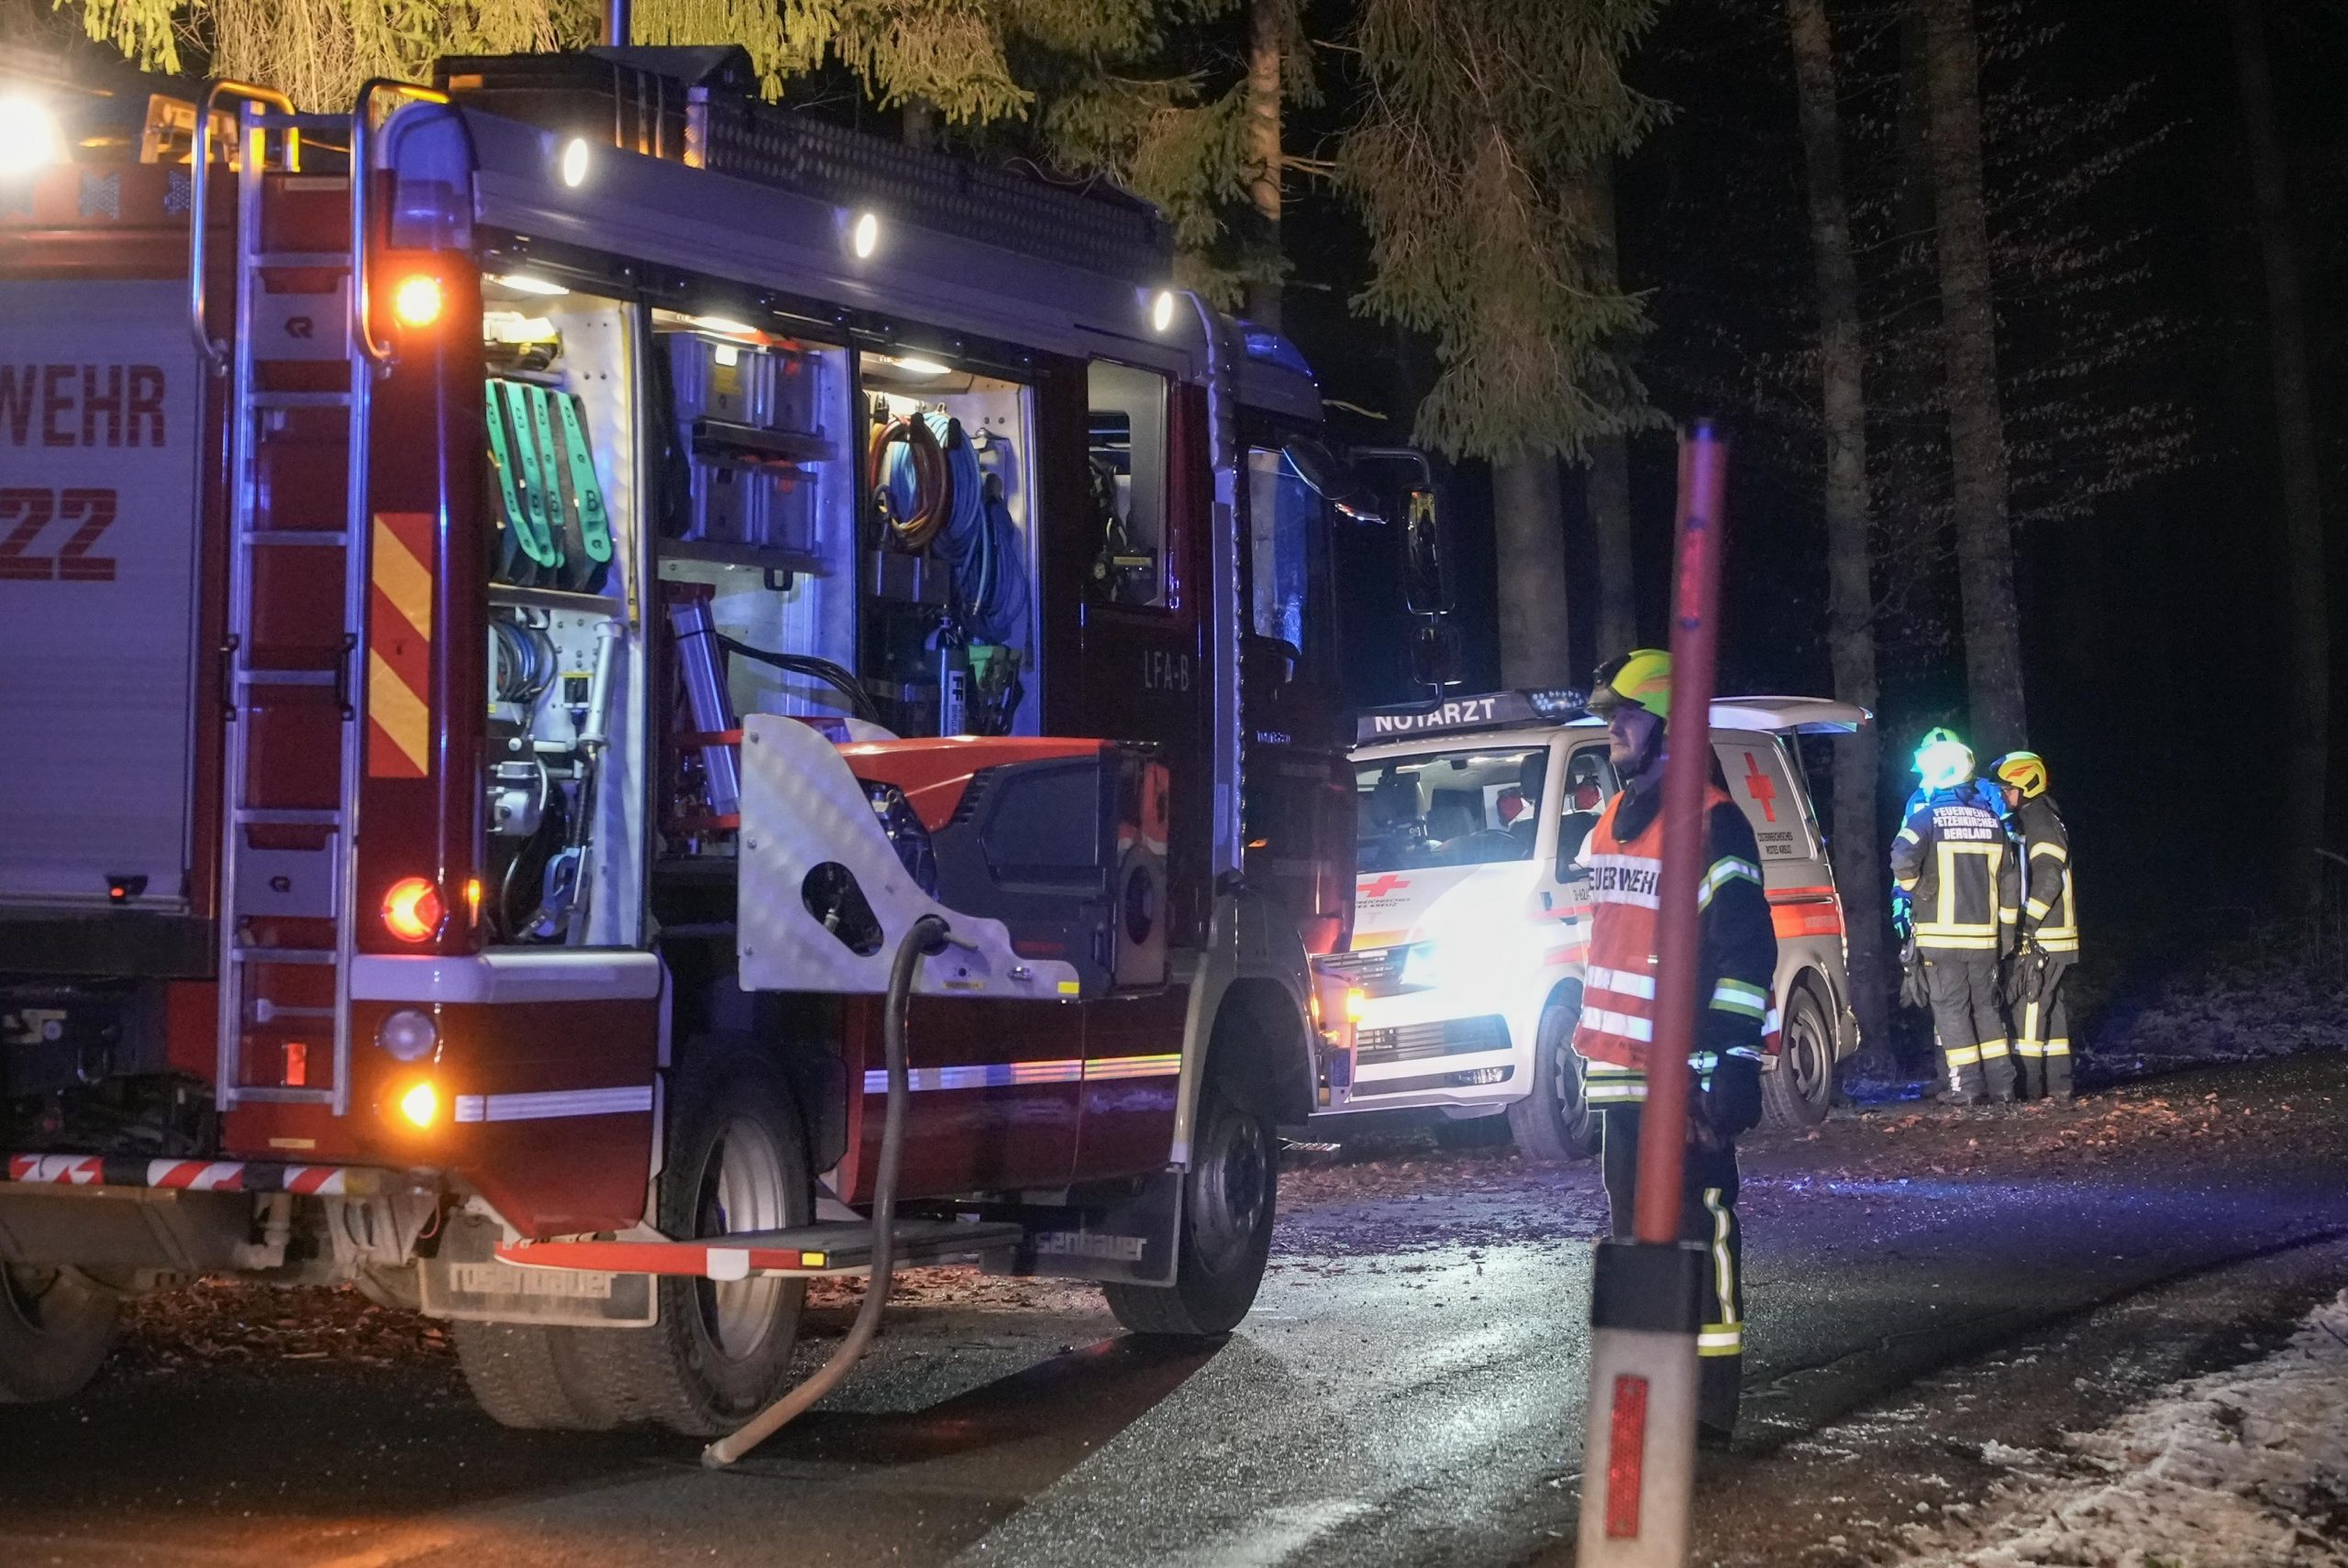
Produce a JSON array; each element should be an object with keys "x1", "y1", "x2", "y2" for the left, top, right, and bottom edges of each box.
[
  {"x1": 1605, "y1": 1373, "x2": 1649, "y2": 1538},
  {"x1": 1579, "y1": 1238, "x2": 1708, "y2": 1566}
]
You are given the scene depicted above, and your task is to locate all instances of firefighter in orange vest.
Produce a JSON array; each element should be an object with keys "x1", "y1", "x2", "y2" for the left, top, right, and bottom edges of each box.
[
  {"x1": 1575, "y1": 648, "x2": 1777, "y2": 1443},
  {"x1": 1992, "y1": 751, "x2": 2078, "y2": 1100}
]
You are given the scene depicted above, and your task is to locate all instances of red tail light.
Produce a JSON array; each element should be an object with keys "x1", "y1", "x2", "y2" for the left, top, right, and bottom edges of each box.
[{"x1": 382, "y1": 878, "x2": 445, "y2": 943}]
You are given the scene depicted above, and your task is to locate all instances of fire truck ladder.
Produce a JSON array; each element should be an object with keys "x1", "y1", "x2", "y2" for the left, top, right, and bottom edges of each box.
[{"x1": 199, "y1": 87, "x2": 371, "y2": 1115}]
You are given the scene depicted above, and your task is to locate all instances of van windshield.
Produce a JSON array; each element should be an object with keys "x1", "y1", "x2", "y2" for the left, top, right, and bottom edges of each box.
[{"x1": 1356, "y1": 746, "x2": 1547, "y2": 872}]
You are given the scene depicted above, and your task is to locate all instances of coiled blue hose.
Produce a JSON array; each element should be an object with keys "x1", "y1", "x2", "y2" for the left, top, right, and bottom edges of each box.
[{"x1": 880, "y1": 414, "x2": 1026, "y2": 645}]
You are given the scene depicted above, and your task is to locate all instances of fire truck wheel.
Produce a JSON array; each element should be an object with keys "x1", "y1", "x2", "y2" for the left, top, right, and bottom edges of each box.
[
  {"x1": 0, "y1": 1264, "x2": 118, "y2": 1403},
  {"x1": 1762, "y1": 981, "x2": 1836, "y2": 1129},
  {"x1": 581, "y1": 1043, "x2": 813, "y2": 1436},
  {"x1": 451, "y1": 1320, "x2": 622, "y2": 1431},
  {"x1": 1102, "y1": 1065, "x2": 1277, "y2": 1339},
  {"x1": 1506, "y1": 999, "x2": 1600, "y2": 1162}
]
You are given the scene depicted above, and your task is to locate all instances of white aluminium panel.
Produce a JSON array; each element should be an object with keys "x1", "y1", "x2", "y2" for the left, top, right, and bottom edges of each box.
[{"x1": 0, "y1": 281, "x2": 206, "y2": 911}]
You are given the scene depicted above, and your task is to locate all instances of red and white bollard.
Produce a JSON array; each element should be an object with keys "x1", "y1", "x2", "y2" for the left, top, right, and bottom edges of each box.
[{"x1": 1577, "y1": 422, "x2": 1730, "y2": 1568}]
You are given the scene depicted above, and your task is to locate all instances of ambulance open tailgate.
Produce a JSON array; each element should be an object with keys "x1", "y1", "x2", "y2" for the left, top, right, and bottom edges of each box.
[{"x1": 0, "y1": 279, "x2": 213, "y2": 976}]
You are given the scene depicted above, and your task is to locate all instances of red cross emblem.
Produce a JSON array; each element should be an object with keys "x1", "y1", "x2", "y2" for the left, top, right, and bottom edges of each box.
[
  {"x1": 1360, "y1": 874, "x2": 1411, "y2": 898},
  {"x1": 1742, "y1": 752, "x2": 1778, "y2": 823}
]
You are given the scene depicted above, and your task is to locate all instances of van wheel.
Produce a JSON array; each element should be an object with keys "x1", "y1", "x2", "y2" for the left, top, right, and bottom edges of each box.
[
  {"x1": 1762, "y1": 983, "x2": 1836, "y2": 1129},
  {"x1": 0, "y1": 1264, "x2": 117, "y2": 1403},
  {"x1": 1104, "y1": 1056, "x2": 1277, "y2": 1338},
  {"x1": 1508, "y1": 999, "x2": 1600, "y2": 1161},
  {"x1": 453, "y1": 1043, "x2": 813, "y2": 1436}
]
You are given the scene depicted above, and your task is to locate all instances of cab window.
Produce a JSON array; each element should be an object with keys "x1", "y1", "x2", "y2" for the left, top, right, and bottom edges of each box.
[
  {"x1": 1087, "y1": 361, "x2": 1174, "y2": 607},
  {"x1": 1246, "y1": 447, "x2": 1327, "y2": 655}
]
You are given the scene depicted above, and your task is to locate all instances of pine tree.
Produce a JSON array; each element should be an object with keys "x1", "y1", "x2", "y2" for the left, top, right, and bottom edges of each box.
[{"x1": 1338, "y1": 0, "x2": 1661, "y2": 689}]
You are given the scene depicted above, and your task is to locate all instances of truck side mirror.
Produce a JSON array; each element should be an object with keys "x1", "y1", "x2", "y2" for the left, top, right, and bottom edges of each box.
[
  {"x1": 1407, "y1": 616, "x2": 1462, "y2": 691},
  {"x1": 1401, "y1": 486, "x2": 1450, "y2": 615}
]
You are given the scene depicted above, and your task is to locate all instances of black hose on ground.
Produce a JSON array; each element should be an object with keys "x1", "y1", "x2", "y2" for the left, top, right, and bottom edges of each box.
[{"x1": 701, "y1": 911, "x2": 948, "y2": 1466}]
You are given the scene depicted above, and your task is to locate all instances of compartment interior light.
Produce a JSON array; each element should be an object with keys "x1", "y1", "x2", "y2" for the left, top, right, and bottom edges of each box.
[
  {"x1": 692, "y1": 315, "x2": 756, "y2": 336},
  {"x1": 492, "y1": 273, "x2": 568, "y2": 296}
]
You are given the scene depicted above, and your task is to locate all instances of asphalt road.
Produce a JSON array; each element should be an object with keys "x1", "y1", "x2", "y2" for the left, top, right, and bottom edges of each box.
[{"x1": 4, "y1": 1055, "x2": 2345, "y2": 1568}]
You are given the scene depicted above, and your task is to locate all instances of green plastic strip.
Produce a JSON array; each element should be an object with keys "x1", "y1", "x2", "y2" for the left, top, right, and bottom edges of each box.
[
  {"x1": 522, "y1": 383, "x2": 570, "y2": 578},
  {"x1": 483, "y1": 379, "x2": 531, "y2": 582},
  {"x1": 500, "y1": 381, "x2": 561, "y2": 571},
  {"x1": 554, "y1": 391, "x2": 614, "y2": 567}
]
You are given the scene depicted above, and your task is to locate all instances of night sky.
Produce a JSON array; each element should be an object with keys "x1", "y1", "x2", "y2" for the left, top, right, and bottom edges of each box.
[{"x1": 1296, "y1": 0, "x2": 2348, "y2": 945}]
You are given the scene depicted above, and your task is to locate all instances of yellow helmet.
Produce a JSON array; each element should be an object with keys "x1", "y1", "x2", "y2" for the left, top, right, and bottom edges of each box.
[
  {"x1": 1913, "y1": 726, "x2": 1975, "y2": 790},
  {"x1": 1589, "y1": 648, "x2": 1674, "y2": 722},
  {"x1": 1992, "y1": 750, "x2": 2049, "y2": 800}
]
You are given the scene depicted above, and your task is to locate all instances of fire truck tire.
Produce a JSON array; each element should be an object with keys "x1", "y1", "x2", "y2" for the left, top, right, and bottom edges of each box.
[
  {"x1": 451, "y1": 1321, "x2": 622, "y2": 1431},
  {"x1": 1762, "y1": 981, "x2": 1836, "y2": 1130},
  {"x1": 1507, "y1": 998, "x2": 1600, "y2": 1162},
  {"x1": 576, "y1": 1043, "x2": 813, "y2": 1436},
  {"x1": 1102, "y1": 1060, "x2": 1277, "y2": 1339},
  {"x1": 0, "y1": 1264, "x2": 118, "y2": 1403}
]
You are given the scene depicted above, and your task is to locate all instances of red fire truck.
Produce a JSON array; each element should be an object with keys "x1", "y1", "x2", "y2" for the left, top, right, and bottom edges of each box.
[{"x1": 0, "y1": 46, "x2": 1367, "y2": 1435}]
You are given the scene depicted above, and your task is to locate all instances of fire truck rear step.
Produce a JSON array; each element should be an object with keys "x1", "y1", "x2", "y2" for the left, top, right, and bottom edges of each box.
[{"x1": 495, "y1": 1219, "x2": 1027, "y2": 1279}]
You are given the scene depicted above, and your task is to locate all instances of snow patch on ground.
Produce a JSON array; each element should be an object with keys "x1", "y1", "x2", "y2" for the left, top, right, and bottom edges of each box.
[
  {"x1": 1887, "y1": 1290, "x2": 2348, "y2": 1567},
  {"x1": 2090, "y1": 932, "x2": 2348, "y2": 1073}
]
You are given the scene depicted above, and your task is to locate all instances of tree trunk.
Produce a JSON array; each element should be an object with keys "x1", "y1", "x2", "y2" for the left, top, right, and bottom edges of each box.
[
  {"x1": 1246, "y1": 0, "x2": 1285, "y2": 330},
  {"x1": 2233, "y1": 0, "x2": 2329, "y2": 909},
  {"x1": 1578, "y1": 160, "x2": 1637, "y2": 660},
  {"x1": 1787, "y1": 0, "x2": 1894, "y2": 1066},
  {"x1": 1493, "y1": 455, "x2": 1572, "y2": 689},
  {"x1": 902, "y1": 98, "x2": 936, "y2": 150},
  {"x1": 1922, "y1": 0, "x2": 2027, "y2": 754}
]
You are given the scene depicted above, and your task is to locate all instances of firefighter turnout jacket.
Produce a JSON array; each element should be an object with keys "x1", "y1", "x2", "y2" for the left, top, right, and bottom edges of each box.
[
  {"x1": 1577, "y1": 773, "x2": 1778, "y2": 1438},
  {"x1": 1575, "y1": 781, "x2": 1780, "y2": 1115},
  {"x1": 1889, "y1": 787, "x2": 2019, "y2": 954},
  {"x1": 2013, "y1": 795, "x2": 2077, "y2": 953}
]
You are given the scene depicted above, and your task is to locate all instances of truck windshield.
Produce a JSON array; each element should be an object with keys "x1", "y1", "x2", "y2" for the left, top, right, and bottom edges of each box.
[{"x1": 1356, "y1": 745, "x2": 1547, "y2": 871}]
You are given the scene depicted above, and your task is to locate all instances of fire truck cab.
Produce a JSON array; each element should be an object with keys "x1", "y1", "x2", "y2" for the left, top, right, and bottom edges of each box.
[{"x1": 0, "y1": 48, "x2": 1360, "y2": 1430}]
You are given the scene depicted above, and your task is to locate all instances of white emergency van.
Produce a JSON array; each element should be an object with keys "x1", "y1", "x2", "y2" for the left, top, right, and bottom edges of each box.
[{"x1": 1313, "y1": 691, "x2": 1869, "y2": 1156}]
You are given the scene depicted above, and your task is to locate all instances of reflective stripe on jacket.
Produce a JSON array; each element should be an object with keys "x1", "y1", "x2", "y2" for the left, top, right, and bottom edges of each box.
[
  {"x1": 1573, "y1": 781, "x2": 1779, "y2": 1103},
  {"x1": 2015, "y1": 795, "x2": 2077, "y2": 953},
  {"x1": 1888, "y1": 788, "x2": 2018, "y2": 953}
]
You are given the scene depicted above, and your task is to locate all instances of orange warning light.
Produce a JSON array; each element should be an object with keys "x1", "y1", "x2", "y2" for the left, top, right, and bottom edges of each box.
[
  {"x1": 397, "y1": 1080, "x2": 440, "y2": 1129},
  {"x1": 392, "y1": 272, "x2": 443, "y2": 328},
  {"x1": 382, "y1": 877, "x2": 444, "y2": 943}
]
